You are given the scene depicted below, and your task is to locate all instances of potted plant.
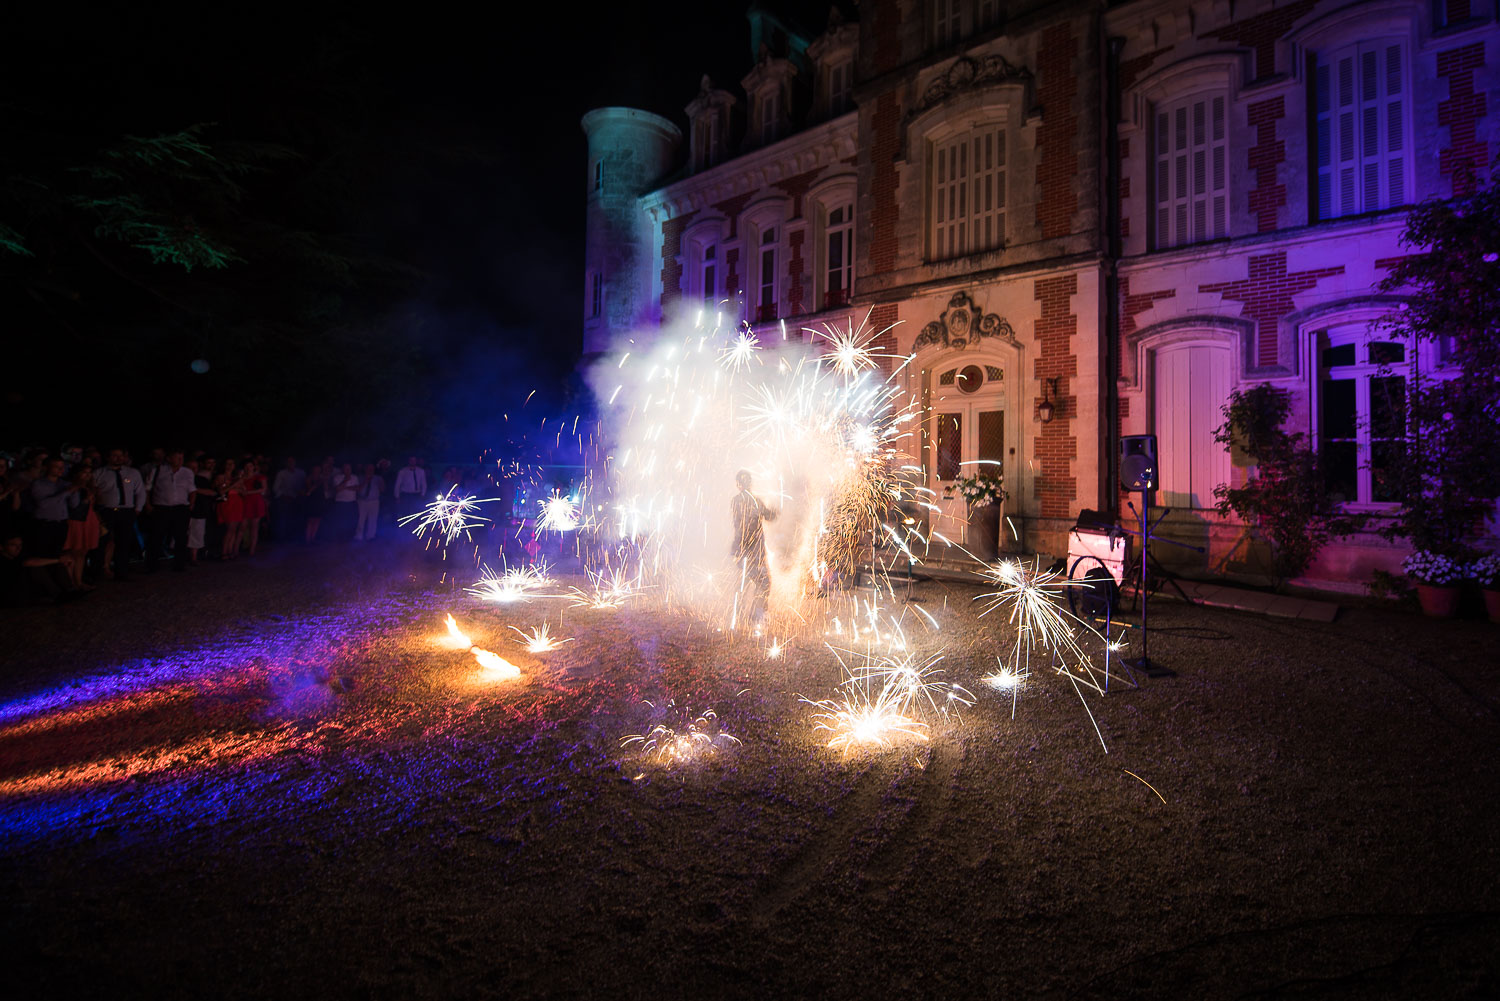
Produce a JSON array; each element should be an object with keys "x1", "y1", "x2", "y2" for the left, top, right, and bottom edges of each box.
[
  {"x1": 1470, "y1": 554, "x2": 1500, "y2": 624},
  {"x1": 1402, "y1": 549, "x2": 1465, "y2": 618},
  {"x1": 946, "y1": 467, "x2": 1007, "y2": 563}
]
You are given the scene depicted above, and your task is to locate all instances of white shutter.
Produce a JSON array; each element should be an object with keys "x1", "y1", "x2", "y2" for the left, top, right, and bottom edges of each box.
[
  {"x1": 1154, "y1": 94, "x2": 1229, "y2": 247},
  {"x1": 1154, "y1": 342, "x2": 1232, "y2": 509},
  {"x1": 1317, "y1": 40, "x2": 1407, "y2": 218}
]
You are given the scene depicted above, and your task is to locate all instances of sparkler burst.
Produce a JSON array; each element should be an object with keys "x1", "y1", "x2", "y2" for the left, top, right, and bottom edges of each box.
[
  {"x1": 467, "y1": 562, "x2": 556, "y2": 604},
  {"x1": 584, "y1": 309, "x2": 925, "y2": 634},
  {"x1": 621, "y1": 701, "x2": 741, "y2": 765},
  {"x1": 569, "y1": 567, "x2": 645, "y2": 610},
  {"x1": 399, "y1": 487, "x2": 495, "y2": 546},
  {"x1": 509, "y1": 622, "x2": 574, "y2": 653},
  {"x1": 803, "y1": 684, "x2": 928, "y2": 755},
  {"x1": 537, "y1": 494, "x2": 580, "y2": 533}
]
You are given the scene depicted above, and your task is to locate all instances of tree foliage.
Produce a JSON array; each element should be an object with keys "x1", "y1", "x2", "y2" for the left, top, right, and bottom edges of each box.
[
  {"x1": 1374, "y1": 169, "x2": 1500, "y2": 557},
  {"x1": 1213, "y1": 384, "x2": 1366, "y2": 586}
]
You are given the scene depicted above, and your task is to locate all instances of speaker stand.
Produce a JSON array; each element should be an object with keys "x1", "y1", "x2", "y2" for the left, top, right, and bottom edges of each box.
[{"x1": 1124, "y1": 488, "x2": 1175, "y2": 678}]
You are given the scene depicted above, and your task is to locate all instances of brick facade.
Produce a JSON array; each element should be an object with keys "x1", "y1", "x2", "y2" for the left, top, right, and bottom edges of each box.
[
  {"x1": 1246, "y1": 97, "x2": 1287, "y2": 233},
  {"x1": 1035, "y1": 23, "x2": 1080, "y2": 240},
  {"x1": 588, "y1": 0, "x2": 1500, "y2": 587},
  {"x1": 1032, "y1": 274, "x2": 1079, "y2": 519},
  {"x1": 1437, "y1": 42, "x2": 1489, "y2": 196},
  {"x1": 1199, "y1": 251, "x2": 1344, "y2": 367}
]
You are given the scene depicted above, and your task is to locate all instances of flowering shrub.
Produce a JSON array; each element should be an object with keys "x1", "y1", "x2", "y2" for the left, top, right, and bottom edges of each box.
[
  {"x1": 1402, "y1": 549, "x2": 1464, "y2": 586},
  {"x1": 945, "y1": 469, "x2": 1007, "y2": 507},
  {"x1": 1469, "y1": 553, "x2": 1500, "y2": 589}
]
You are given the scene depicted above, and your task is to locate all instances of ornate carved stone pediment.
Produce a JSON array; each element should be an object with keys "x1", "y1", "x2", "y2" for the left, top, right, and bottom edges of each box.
[
  {"x1": 916, "y1": 55, "x2": 1031, "y2": 113},
  {"x1": 914, "y1": 291, "x2": 1016, "y2": 351}
]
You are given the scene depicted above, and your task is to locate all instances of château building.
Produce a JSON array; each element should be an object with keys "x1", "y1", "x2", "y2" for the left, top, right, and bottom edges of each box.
[{"x1": 581, "y1": 0, "x2": 1498, "y2": 591}]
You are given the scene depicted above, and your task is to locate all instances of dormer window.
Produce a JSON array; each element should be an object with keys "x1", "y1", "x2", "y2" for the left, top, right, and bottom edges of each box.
[
  {"x1": 827, "y1": 59, "x2": 852, "y2": 116},
  {"x1": 933, "y1": 0, "x2": 965, "y2": 47},
  {"x1": 693, "y1": 116, "x2": 718, "y2": 171},
  {"x1": 759, "y1": 90, "x2": 781, "y2": 145}
]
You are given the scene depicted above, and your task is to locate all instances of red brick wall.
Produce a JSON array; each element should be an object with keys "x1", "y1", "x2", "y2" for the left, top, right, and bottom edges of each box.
[
  {"x1": 870, "y1": 303, "x2": 899, "y2": 376},
  {"x1": 1437, "y1": 43, "x2": 1489, "y2": 196},
  {"x1": 775, "y1": 167, "x2": 824, "y2": 219},
  {"x1": 1120, "y1": 47, "x2": 1172, "y2": 92},
  {"x1": 787, "y1": 229, "x2": 805, "y2": 316},
  {"x1": 712, "y1": 193, "x2": 753, "y2": 239},
  {"x1": 724, "y1": 247, "x2": 741, "y2": 299},
  {"x1": 659, "y1": 211, "x2": 699, "y2": 311},
  {"x1": 1120, "y1": 276, "x2": 1177, "y2": 359},
  {"x1": 1032, "y1": 274, "x2": 1079, "y2": 519},
  {"x1": 1199, "y1": 251, "x2": 1343, "y2": 367},
  {"x1": 869, "y1": 92, "x2": 901, "y2": 274},
  {"x1": 1035, "y1": 22, "x2": 1079, "y2": 239},
  {"x1": 1247, "y1": 97, "x2": 1287, "y2": 233},
  {"x1": 1201, "y1": 0, "x2": 1317, "y2": 80}
]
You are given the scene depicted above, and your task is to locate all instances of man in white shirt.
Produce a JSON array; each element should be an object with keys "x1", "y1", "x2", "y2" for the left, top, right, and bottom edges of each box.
[
  {"x1": 93, "y1": 448, "x2": 147, "y2": 580},
  {"x1": 354, "y1": 463, "x2": 384, "y2": 541},
  {"x1": 392, "y1": 456, "x2": 428, "y2": 523},
  {"x1": 145, "y1": 450, "x2": 196, "y2": 572}
]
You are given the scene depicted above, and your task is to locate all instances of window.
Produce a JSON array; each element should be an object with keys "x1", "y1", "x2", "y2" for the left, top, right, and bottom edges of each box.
[
  {"x1": 1315, "y1": 41, "x2": 1408, "y2": 220},
  {"x1": 594, "y1": 160, "x2": 603, "y2": 192},
  {"x1": 759, "y1": 90, "x2": 781, "y2": 145},
  {"x1": 825, "y1": 205, "x2": 853, "y2": 308},
  {"x1": 932, "y1": 125, "x2": 1006, "y2": 260},
  {"x1": 977, "y1": 0, "x2": 1000, "y2": 29},
  {"x1": 936, "y1": 413, "x2": 962, "y2": 479},
  {"x1": 1319, "y1": 326, "x2": 1406, "y2": 504},
  {"x1": 933, "y1": 0, "x2": 965, "y2": 47},
  {"x1": 1154, "y1": 94, "x2": 1228, "y2": 248},
  {"x1": 701, "y1": 245, "x2": 717, "y2": 305},
  {"x1": 758, "y1": 227, "x2": 778, "y2": 321},
  {"x1": 827, "y1": 60, "x2": 852, "y2": 116},
  {"x1": 589, "y1": 272, "x2": 602, "y2": 319}
]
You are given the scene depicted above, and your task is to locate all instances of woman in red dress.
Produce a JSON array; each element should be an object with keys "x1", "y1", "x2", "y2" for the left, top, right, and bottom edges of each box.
[
  {"x1": 216, "y1": 459, "x2": 245, "y2": 561},
  {"x1": 62, "y1": 467, "x2": 101, "y2": 589},
  {"x1": 239, "y1": 460, "x2": 268, "y2": 556}
]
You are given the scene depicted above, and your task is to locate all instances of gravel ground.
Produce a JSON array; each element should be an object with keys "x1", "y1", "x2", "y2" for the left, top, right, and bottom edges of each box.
[{"x1": 2, "y1": 541, "x2": 1498, "y2": 1000}]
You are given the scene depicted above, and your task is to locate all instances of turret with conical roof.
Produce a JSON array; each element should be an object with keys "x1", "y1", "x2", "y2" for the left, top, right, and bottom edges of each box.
[{"x1": 579, "y1": 107, "x2": 682, "y2": 358}]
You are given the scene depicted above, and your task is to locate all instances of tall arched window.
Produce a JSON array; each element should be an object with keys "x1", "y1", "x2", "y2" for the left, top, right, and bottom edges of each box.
[
  {"x1": 1318, "y1": 324, "x2": 1406, "y2": 505},
  {"x1": 824, "y1": 204, "x2": 853, "y2": 308}
]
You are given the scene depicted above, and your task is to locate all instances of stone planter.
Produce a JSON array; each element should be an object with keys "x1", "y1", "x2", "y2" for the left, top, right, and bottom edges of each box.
[
  {"x1": 967, "y1": 503, "x2": 1001, "y2": 564},
  {"x1": 1484, "y1": 589, "x2": 1500, "y2": 624},
  {"x1": 1415, "y1": 583, "x2": 1461, "y2": 618}
]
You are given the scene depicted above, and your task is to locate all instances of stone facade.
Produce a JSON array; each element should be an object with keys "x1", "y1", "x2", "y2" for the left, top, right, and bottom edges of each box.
[{"x1": 582, "y1": 0, "x2": 1500, "y2": 589}]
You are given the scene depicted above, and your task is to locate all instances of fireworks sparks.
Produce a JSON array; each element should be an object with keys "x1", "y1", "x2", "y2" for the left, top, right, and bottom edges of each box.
[
  {"x1": 537, "y1": 494, "x2": 580, "y2": 533},
  {"x1": 509, "y1": 622, "x2": 574, "y2": 653},
  {"x1": 850, "y1": 650, "x2": 975, "y2": 719},
  {"x1": 719, "y1": 327, "x2": 760, "y2": 371},
  {"x1": 621, "y1": 702, "x2": 741, "y2": 765},
  {"x1": 569, "y1": 567, "x2": 645, "y2": 610},
  {"x1": 981, "y1": 666, "x2": 1024, "y2": 690},
  {"x1": 765, "y1": 638, "x2": 784, "y2": 660},
  {"x1": 399, "y1": 487, "x2": 494, "y2": 546},
  {"x1": 467, "y1": 562, "x2": 556, "y2": 604},
  {"x1": 804, "y1": 684, "x2": 928, "y2": 755}
]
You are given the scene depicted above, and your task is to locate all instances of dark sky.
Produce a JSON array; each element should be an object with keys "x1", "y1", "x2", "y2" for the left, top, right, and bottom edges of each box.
[{"x1": 5, "y1": 3, "x2": 834, "y2": 450}]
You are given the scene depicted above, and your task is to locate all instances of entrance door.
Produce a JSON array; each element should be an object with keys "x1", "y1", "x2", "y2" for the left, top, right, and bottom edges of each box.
[
  {"x1": 1151, "y1": 341, "x2": 1231, "y2": 509},
  {"x1": 930, "y1": 361, "x2": 1006, "y2": 549}
]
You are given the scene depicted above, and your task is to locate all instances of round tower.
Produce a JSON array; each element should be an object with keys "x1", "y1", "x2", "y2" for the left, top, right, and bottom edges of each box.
[{"x1": 580, "y1": 108, "x2": 682, "y2": 358}]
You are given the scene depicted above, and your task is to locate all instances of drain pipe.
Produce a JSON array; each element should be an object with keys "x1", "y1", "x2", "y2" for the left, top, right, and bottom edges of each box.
[{"x1": 1104, "y1": 33, "x2": 1125, "y2": 504}]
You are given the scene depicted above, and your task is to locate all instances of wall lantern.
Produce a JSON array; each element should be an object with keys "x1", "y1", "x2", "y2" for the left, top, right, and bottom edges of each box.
[{"x1": 1037, "y1": 377, "x2": 1059, "y2": 423}]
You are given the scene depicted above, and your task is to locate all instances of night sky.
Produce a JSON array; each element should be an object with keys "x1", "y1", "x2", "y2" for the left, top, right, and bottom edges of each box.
[{"x1": 3, "y1": 2, "x2": 782, "y2": 454}]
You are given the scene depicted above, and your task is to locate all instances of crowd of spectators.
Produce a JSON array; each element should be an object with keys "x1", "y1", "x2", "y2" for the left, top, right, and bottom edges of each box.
[{"x1": 0, "y1": 445, "x2": 471, "y2": 608}]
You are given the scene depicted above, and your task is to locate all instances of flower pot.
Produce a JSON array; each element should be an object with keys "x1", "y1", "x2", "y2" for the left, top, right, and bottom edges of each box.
[
  {"x1": 967, "y1": 503, "x2": 1001, "y2": 564},
  {"x1": 1484, "y1": 589, "x2": 1500, "y2": 624},
  {"x1": 1416, "y1": 584, "x2": 1461, "y2": 618}
]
